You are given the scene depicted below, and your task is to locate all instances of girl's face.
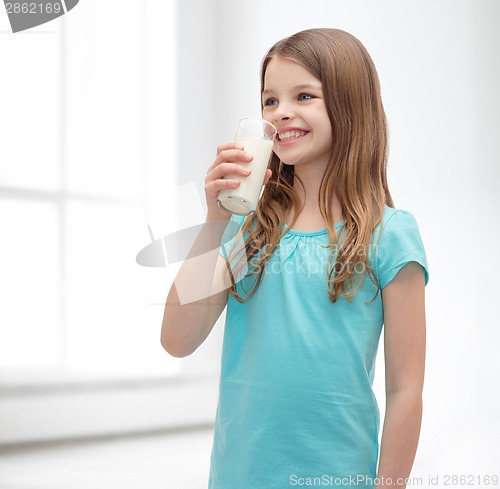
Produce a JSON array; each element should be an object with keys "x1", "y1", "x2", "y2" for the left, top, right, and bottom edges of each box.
[{"x1": 262, "y1": 55, "x2": 332, "y2": 169}]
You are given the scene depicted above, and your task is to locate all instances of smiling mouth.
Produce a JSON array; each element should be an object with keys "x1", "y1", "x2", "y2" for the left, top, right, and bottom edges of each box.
[{"x1": 277, "y1": 130, "x2": 309, "y2": 142}]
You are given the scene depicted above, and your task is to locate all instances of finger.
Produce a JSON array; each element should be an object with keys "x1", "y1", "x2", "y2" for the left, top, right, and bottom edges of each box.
[
  {"x1": 205, "y1": 162, "x2": 252, "y2": 186},
  {"x1": 216, "y1": 142, "x2": 244, "y2": 156},
  {"x1": 207, "y1": 149, "x2": 253, "y2": 175},
  {"x1": 216, "y1": 149, "x2": 253, "y2": 163},
  {"x1": 207, "y1": 151, "x2": 253, "y2": 178},
  {"x1": 205, "y1": 178, "x2": 240, "y2": 198}
]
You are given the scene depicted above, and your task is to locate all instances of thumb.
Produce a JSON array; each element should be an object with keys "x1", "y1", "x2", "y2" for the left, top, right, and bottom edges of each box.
[{"x1": 263, "y1": 169, "x2": 272, "y2": 185}]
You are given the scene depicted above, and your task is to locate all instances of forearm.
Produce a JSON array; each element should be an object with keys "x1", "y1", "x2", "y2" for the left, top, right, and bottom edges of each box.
[
  {"x1": 160, "y1": 218, "x2": 230, "y2": 357},
  {"x1": 375, "y1": 389, "x2": 423, "y2": 489}
]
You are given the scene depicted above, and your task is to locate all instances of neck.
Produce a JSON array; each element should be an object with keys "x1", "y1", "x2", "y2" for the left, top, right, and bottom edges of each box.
[{"x1": 288, "y1": 161, "x2": 342, "y2": 222}]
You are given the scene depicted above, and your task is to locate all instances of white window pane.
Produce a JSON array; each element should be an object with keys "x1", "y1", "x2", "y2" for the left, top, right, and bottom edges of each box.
[
  {"x1": 65, "y1": 1, "x2": 144, "y2": 200},
  {"x1": 65, "y1": 200, "x2": 153, "y2": 378},
  {"x1": 0, "y1": 31, "x2": 61, "y2": 191},
  {"x1": 0, "y1": 200, "x2": 61, "y2": 372},
  {"x1": 0, "y1": 0, "x2": 183, "y2": 388}
]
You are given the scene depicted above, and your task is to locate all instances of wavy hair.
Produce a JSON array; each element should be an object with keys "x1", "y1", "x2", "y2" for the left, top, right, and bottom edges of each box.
[{"x1": 225, "y1": 28, "x2": 394, "y2": 303}]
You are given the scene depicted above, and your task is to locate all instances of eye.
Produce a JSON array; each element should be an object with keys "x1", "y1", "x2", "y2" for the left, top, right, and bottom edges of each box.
[
  {"x1": 264, "y1": 98, "x2": 278, "y2": 106},
  {"x1": 298, "y1": 93, "x2": 314, "y2": 101}
]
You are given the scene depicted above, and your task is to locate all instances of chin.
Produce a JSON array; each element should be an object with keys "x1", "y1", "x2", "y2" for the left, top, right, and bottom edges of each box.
[
  {"x1": 280, "y1": 160, "x2": 302, "y2": 167},
  {"x1": 276, "y1": 153, "x2": 298, "y2": 166}
]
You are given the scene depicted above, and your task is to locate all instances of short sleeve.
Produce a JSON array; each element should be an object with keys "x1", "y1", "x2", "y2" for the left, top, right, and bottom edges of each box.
[{"x1": 375, "y1": 210, "x2": 429, "y2": 289}]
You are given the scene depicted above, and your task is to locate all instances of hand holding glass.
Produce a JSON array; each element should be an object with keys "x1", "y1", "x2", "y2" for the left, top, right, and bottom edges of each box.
[{"x1": 217, "y1": 118, "x2": 277, "y2": 216}]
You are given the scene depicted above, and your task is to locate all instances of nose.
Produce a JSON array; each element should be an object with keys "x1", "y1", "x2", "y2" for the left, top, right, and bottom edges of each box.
[{"x1": 273, "y1": 102, "x2": 294, "y2": 123}]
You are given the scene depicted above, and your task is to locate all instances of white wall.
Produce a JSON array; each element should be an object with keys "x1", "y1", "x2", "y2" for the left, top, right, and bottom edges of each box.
[{"x1": 0, "y1": 0, "x2": 222, "y2": 446}]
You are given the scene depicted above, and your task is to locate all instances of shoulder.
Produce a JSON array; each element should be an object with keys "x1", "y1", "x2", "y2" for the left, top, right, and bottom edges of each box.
[
  {"x1": 225, "y1": 213, "x2": 256, "y2": 233},
  {"x1": 374, "y1": 205, "x2": 424, "y2": 244},
  {"x1": 219, "y1": 214, "x2": 254, "y2": 259},
  {"x1": 378, "y1": 204, "x2": 419, "y2": 230},
  {"x1": 374, "y1": 205, "x2": 429, "y2": 289}
]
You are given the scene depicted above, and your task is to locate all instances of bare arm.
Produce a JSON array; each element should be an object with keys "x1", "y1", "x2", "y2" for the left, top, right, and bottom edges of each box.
[
  {"x1": 160, "y1": 219, "x2": 235, "y2": 358},
  {"x1": 160, "y1": 141, "x2": 272, "y2": 358},
  {"x1": 376, "y1": 261, "x2": 427, "y2": 489}
]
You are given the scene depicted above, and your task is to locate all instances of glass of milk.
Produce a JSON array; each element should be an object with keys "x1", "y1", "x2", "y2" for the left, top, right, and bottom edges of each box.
[{"x1": 217, "y1": 118, "x2": 277, "y2": 216}]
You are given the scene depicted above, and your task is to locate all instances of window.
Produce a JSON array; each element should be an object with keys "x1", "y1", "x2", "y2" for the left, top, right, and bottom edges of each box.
[{"x1": 0, "y1": 0, "x2": 181, "y2": 388}]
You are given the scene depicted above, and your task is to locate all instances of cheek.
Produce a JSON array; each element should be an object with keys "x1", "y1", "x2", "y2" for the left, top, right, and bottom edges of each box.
[
  {"x1": 315, "y1": 127, "x2": 332, "y2": 146},
  {"x1": 325, "y1": 131, "x2": 333, "y2": 147},
  {"x1": 262, "y1": 105, "x2": 276, "y2": 117},
  {"x1": 261, "y1": 111, "x2": 272, "y2": 121},
  {"x1": 320, "y1": 123, "x2": 333, "y2": 145}
]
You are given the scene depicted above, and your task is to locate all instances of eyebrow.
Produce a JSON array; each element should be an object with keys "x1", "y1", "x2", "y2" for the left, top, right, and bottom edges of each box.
[{"x1": 262, "y1": 83, "x2": 322, "y2": 96}]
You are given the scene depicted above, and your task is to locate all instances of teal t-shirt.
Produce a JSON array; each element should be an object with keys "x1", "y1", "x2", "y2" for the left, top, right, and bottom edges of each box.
[{"x1": 208, "y1": 205, "x2": 429, "y2": 489}]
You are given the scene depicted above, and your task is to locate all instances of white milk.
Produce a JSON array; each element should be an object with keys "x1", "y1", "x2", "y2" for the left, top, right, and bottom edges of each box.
[{"x1": 217, "y1": 137, "x2": 274, "y2": 215}]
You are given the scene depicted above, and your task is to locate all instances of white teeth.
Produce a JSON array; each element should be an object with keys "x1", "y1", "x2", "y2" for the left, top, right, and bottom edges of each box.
[{"x1": 279, "y1": 130, "x2": 308, "y2": 141}]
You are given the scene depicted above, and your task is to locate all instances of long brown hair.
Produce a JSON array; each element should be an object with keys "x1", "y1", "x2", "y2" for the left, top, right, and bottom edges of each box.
[{"x1": 225, "y1": 28, "x2": 394, "y2": 303}]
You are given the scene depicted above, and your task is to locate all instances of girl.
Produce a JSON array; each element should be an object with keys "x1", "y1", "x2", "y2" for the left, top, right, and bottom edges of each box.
[{"x1": 162, "y1": 28, "x2": 429, "y2": 489}]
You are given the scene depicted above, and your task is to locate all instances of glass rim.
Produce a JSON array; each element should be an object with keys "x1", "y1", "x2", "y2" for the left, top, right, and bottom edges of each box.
[{"x1": 238, "y1": 117, "x2": 277, "y2": 137}]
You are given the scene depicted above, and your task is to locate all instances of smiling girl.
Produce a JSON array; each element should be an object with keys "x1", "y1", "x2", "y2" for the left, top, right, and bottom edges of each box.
[{"x1": 161, "y1": 28, "x2": 430, "y2": 489}]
